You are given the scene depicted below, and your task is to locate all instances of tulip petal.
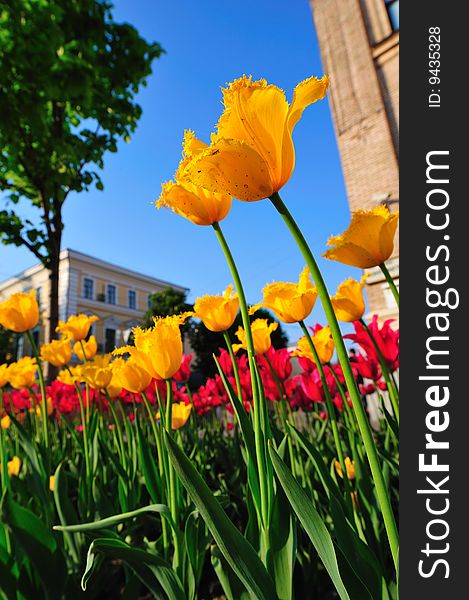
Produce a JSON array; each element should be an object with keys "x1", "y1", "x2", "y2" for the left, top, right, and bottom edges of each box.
[
  {"x1": 181, "y1": 138, "x2": 274, "y2": 201},
  {"x1": 182, "y1": 129, "x2": 208, "y2": 159},
  {"x1": 287, "y1": 75, "x2": 330, "y2": 133},
  {"x1": 379, "y1": 212, "x2": 399, "y2": 261},
  {"x1": 323, "y1": 242, "x2": 380, "y2": 269},
  {"x1": 216, "y1": 76, "x2": 289, "y2": 187},
  {"x1": 324, "y1": 206, "x2": 399, "y2": 268},
  {"x1": 279, "y1": 75, "x2": 330, "y2": 188},
  {"x1": 157, "y1": 180, "x2": 231, "y2": 226}
]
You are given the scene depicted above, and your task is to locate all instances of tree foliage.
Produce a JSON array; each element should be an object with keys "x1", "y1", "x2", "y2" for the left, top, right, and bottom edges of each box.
[
  {"x1": 141, "y1": 287, "x2": 193, "y2": 334},
  {"x1": 0, "y1": 326, "x2": 18, "y2": 364},
  {"x1": 0, "y1": 0, "x2": 162, "y2": 342},
  {"x1": 141, "y1": 288, "x2": 289, "y2": 379}
]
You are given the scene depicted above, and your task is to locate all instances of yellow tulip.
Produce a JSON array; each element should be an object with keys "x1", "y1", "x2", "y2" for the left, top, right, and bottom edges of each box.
[
  {"x1": 233, "y1": 319, "x2": 278, "y2": 356},
  {"x1": 335, "y1": 457, "x2": 356, "y2": 480},
  {"x1": 177, "y1": 75, "x2": 329, "y2": 201},
  {"x1": 40, "y1": 338, "x2": 72, "y2": 368},
  {"x1": 112, "y1": 357, "x2": 152, "y2": 394},
  {"x1": 157, "y1": 402, "x2": 192, "y2": 430},
  {"x1": 0, "y1": 363, "x2": 9, "y2": 388},
  {"x1": 294, "y1": 326, "x2": 334, "y2": 365},
  {"x1": 171, "y1": 402, "x2": 192, "y2": 429},
  {"x1": 7, "y1": 357, "x2": 37, "y2": 389},
  {"x1": 331, "y1": 276, "x2": 368, "y2": 323},
  {"x1": 193, "y1": 285, "x2": 239, "y2": 332},
  {"x1": 114, "y1": 313, "x2": 191, "y2": 380},
  {"x1": 323, "y1": 205, "x2": 399, "y2": 269},
  {"x1": 56, "y1": 365, "x2": 83, "y2": 386},
  {"x1": 106, "y1": 382, "x2": 123, "y2": 399},
  {"x1": 255, "y1": 267, "x2": 317, "y2": 323},
  {"x1": 73, "y1": 336, "x2": 98, "y2": 361},
  {"x1": 157, "y1": 178, "x2": 232, "y2": 226},
  {"x1": 0, "y1": 290, "x2": 39, "y2": 332},
  {"x1": 35, "y1": 397, "x2": 53, "y2": 418},
  {"x1": 80, "y1": 354, "x2": 114, "y2": 390},
  {"x1": 7, "y1": 455, "x2": 21, "y2": 477},
  {"x1": 1, "y1": 414, "x2": 11, "y2": 430},
  {"x1": 49, "y1": 475, "x2": 55, "y2": 492},
  {"x1": 56, "y1": 314, "x2": 99, "y2": 342}
]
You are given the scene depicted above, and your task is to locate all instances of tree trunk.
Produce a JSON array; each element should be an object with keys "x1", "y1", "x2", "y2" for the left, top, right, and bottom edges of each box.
[
  {"x1": 48, "y1": 255, "x2": 60, "y2": 343},
  {"x1": 46, "y1": 230, "x2": 62, "y2": 383}
]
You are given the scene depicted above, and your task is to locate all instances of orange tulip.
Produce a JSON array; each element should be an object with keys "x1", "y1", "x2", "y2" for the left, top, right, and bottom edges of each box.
[
  {"x1": 56, "y1": 314, "x2": 98, "y2": 342},
  {"x1": 0, "y1": 290, "x2": 39, "y2": 332}
]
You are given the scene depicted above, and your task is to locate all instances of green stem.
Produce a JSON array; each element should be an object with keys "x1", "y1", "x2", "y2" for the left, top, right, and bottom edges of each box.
[
  {"x1": 165, "y1": 380, "x2": 173, "y2": 433},
  {"x1": 212, "y1": 223, "x2": 259, "y2": 405},
  {"x1": 0, "y1": 394, "x2": 11, "y2": 554},
  {"x1": 327, "y1": 363, "x2": 358, "y2": 432},
  {"x1": 165, "y1": 380, "x2": 181, "y2": 573},
  {"x1": 271, "y1": 191, "x2": 399, "y2": 569},
  {"x1": 26, "y1": 330, "x2": 49, "y2": 455},
  {"x1": 316, "y1": 414, "x2": 329, "y2": 444},
  {"x1": 222, "y1": 331, "x2": 243, "y2": 400},
  {"x1": 379, "y1": 262, "x2": 399, "y2": 307},
  {"x1": 0, "y1": 414, "x2": 9, "y2": 492},
  {"x1": 299, "y1": 322, "x2": 353, "y2": 515},
  {"x1": 265, "y1": 354, "x2": 297, "y2": 476},
  {"x1": 212, "y1": 223, "x2": 270, "y2": 528},
  {"x1": 104, "y1": 389, "x2": 126, "y2": 466},
  {"x1": 359, "y1": 318, "x2": 399, "y2": 424},
  {"x1": 69, "y1": 372, "x2": 91, "y2": 482}
]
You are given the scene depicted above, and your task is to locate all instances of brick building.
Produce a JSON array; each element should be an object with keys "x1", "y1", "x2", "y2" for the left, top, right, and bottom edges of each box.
[{"x1": 310, "y1": 0, "x2": 399, "y2": 320}]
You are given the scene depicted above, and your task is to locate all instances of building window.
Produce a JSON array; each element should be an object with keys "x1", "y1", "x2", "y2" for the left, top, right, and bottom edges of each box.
[
  {"x1": 83, "y1": 278, "x2": 94, "y2": 300},
  {"x1": 104, "y1": 328, "x2": 116, "y2": 353},
  {"x1": 385, "y1": 0, "x2": 399, "y2": 31},
  {"x1": 107, "y1": 284, "x2": 116, "y2": 305},
  {"x1": 147, "y1": 293, "x2": 152, "y2": 308},
  {"x1": 36, "y1": 286, "x2": 42, "y2": 307},
  {"x1": 128, "y1": 290, "x2": 136, "y2": 310}
]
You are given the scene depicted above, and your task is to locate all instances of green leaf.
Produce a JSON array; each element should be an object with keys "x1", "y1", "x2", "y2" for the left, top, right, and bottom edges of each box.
[
  {"x1": 164, "y1": 431, "x2": 278, "y2": 600},
  {"x1": 213, "y1": 356, "x2": 256, "y2": 463},
  {"x1": 7, "y1": 413, "x2": 49, "y2": 507},
  {"x1": 53, "y1": 503, "x2": 168, "y2": 533},
  {"x1": 214, "y1": 355, "x2": 262, "y2": 517},
  {"x1": 288, "y1": 423, "x2": 346, "y2": 511},
  {"x1": 81, "y1": 537, "x2": 185, "y2": 600},
  {"x1": 211, "y1": 545, "x2": 251, "y2": 600},
  {"x1": 1, "y1": 493, "x2": 66, "y2": 597},
  {"x1": 184, "y1": 511, "x2": 210, "y2": 597},
  {"x1": 136, "y1": 414, "x2": 162, "y2": 504},
  {"x1": 268, "y1": 443, "x2": 350, "y2": 600},
  {"x1": 330, "y1": 495, "x2": 383, "y2": 599},
  {"x1": 52, "y1": 462, "x2": 82, "y2": 565},
  {"x1": 269, "y1": 476, "x2": 296, "y2": 600},
  {"x1": 379, "y1": 397, "x2": 399, "y2": 441}
]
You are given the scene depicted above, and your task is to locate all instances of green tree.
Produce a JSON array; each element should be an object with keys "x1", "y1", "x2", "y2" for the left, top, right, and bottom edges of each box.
[
  {"x1": 141, "y1": 287, "x2": 193, "y2": 334},
  {"x1": 0, "y1": 0, "x2": 162, "y2": 345},
  {"x1": 0, "y1": 326, "x2": 18, "y2": 364},
  {"x1": 189, "y1": 307, "x2": 289, "y2": 379},
  {"x1": 141, "y1": 288, "x2": 288, "y2": 379}
]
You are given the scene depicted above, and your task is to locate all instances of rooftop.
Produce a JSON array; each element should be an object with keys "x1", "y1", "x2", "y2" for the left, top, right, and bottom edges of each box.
[{"x1": 0, "y1": 248, "x2": 189, "y2": 293}]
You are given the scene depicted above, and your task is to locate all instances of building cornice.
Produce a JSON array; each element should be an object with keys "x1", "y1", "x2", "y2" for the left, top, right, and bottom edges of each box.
[
  {"x1": 77, "y1": 296, "x2": 148, "y2": 317},
  {"x1": 62, "y1": 249, "x2": 188, "y2": 293},
  {"x1": 0, "y1": 248, "x2": 189, "y2": 295}
]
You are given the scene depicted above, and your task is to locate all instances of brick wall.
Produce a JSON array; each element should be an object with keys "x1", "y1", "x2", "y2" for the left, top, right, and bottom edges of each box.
[{"x1": 310, "y1": 0, "x2": 399, "y2": 319}]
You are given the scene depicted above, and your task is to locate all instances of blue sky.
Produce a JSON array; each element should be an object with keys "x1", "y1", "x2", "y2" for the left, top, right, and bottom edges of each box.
[{"x1": 0, "y1": 0, "x2": 360, "y2": 341}]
